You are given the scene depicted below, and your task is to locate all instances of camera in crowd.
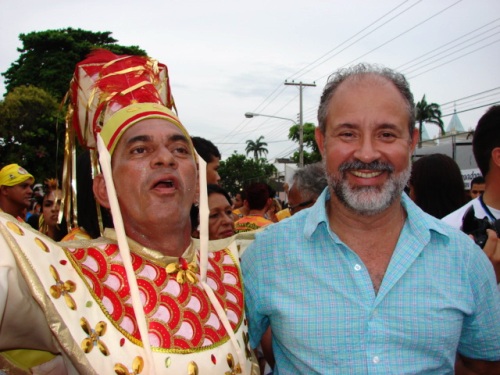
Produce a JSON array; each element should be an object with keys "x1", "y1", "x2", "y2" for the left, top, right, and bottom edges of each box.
[{"x1": 461, "y1": 205, "x2": 500, "y2": 249}]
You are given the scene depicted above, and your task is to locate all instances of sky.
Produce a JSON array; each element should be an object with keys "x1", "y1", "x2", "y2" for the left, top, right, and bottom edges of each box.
[{"x1": 1, "y1": 0, "x2": 499, "y2": 168}]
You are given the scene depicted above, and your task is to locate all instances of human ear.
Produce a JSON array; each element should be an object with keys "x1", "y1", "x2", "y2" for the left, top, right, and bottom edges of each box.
[
  {"x1": 93, "y1": 174, "x2": 110, "y2": 209},
  {"x1": 315, "y1": 127, "x2": 326, "y2": 157},
  {"x1": 491, "y1": 147, "x2": 500, "y2": 168},
  {"x1": 410, "y1": 128, "x2": 419, "y2": 152}
]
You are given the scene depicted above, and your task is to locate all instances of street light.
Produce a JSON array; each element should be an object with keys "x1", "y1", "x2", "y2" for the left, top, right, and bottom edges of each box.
[
  {"x1": 245, "y1": 112, "x2": 296, "y2": 123},
  {"x1": 244, "y1": 112, "x2": 303, "y2": 167}
]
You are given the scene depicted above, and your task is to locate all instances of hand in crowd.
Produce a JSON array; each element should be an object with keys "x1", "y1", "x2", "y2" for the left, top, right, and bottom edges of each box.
[{"x1": 482, "y1": 229, "x2": 500, "y2": 283}]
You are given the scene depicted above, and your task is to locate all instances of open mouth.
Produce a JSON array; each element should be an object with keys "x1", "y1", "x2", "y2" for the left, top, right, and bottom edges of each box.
[{"x1": 154, "y1": 179, "x2": 175, "y2": 188}]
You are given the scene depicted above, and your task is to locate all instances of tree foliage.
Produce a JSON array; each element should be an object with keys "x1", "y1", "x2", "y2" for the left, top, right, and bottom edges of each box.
[
  {"x1": 245, "y1": 135, "x2": 268, "y2": 162},
  {"x1": 2, "y1": 28, "x2": 147, "y2": 100},
  {"x1": 0, "y1": 85, "x2": 62, "y2": 180},
  {"x1": 0, "y1": 28, "x2": 147, "y2": 180},
  {"x1": 415, "y1": 95, "x2": 445, "y2": 147},
  {"x1": 288, "y1": 122, "x2": 321, "y2": 164},
  {"x1": 218, "y1": 152, "x2": 278, "y2": 196}
]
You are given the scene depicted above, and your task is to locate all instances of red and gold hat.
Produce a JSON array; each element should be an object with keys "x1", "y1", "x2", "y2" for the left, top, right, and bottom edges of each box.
[
  {"x1": 69, "y1": 49, "x2": 192, "y2": 154},
  {"x1": 62, "y1": 50, "x2": 197, "y2": 232}
]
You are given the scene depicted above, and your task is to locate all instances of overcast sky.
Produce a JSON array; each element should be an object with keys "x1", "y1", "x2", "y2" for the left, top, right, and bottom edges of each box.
[{"x1": 1, "y1": 0, "x2": 499, "y2": 164}]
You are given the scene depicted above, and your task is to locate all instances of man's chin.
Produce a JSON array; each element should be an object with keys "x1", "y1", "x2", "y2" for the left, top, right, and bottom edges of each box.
[{"x1": 336, "y1": 184, "x2": 397, "y2": 215}]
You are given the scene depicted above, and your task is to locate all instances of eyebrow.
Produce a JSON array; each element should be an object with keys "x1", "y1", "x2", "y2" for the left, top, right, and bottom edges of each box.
[
  {"x1": 336, "y1": 122, "x2": 400, "y2": 129},
  {"x1": 126, "y1": 133, "x2": 189, "y2": 146}
]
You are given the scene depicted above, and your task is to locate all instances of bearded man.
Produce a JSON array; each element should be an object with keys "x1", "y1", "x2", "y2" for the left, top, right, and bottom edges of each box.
[{"x1": 241, "y1": 63, "x2": 500, "y2": 374}]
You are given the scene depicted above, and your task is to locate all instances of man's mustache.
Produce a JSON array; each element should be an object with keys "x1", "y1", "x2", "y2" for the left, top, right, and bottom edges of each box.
[{"x1": 338, "y1": 160, "x2": 395, "y2": 173}]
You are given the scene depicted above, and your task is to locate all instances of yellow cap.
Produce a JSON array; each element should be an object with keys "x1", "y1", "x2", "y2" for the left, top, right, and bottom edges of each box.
[{"x1": 0, "y1": 164, "x2": 34, "y2": 187}]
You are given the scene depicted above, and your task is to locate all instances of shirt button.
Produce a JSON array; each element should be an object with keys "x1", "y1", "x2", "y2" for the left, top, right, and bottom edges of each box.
[
  {"x1": 373, "y1": 356, "x2": 380, "y2": 364},
  {"x1": 354, "y1": 264, "x2": 361, "y2": 271}
]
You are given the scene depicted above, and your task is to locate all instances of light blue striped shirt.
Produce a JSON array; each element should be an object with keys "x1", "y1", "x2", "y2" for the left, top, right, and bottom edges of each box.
[{"x1": 242, "y1": 189, "x2": 500, "y2": 374}]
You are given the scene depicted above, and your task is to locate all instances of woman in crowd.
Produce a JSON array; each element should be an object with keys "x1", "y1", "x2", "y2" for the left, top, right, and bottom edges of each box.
[
  {"x1": 192, "y1": 184, "x2": 235, "y2": 240},
  {"x1": 39, "y1": 178, "x2": 68, "y2": 241},
  {"x1": 408, "y1": 153, "x2": 469, "y2": 219}
]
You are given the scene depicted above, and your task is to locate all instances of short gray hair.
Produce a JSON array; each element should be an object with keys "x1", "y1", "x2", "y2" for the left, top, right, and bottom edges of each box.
[
  {"x1": 317, "y1": 63, "x2": 415, "y2": 136},
  {"x1": 291, "y1": 162, "x2": 328, "y2": 200}
]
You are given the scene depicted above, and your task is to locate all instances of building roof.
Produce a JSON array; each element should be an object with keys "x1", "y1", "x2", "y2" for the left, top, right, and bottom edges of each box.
[
  {"x1": 446, "y1": 111, "x2": 465, "y2": 133},
  {"x1": 420, "y1": 124, "x2": 431, "y2": 141}
]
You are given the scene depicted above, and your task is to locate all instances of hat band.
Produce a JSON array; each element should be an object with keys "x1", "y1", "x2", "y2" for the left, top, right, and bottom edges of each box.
[{"x1": 100, "y1": 103, "x2": 191, "y2": 155}]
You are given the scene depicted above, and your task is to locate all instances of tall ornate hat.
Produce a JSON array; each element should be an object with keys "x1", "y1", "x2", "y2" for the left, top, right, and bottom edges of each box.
[
  {"x1": 69, "y1": 49, "x2": 192, "y2": 154},
  {"x1": 62, "y1": 49, "x2": 196, "y2": 231}
]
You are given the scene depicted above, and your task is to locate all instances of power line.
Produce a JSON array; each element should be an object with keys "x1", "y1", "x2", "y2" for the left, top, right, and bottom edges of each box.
[
  {"x1": 441, "y1": 101, "x2": 500, "y2": 117},
  {"x1": 440, "y1": 86, "x2": 500, "y2": 106},
  {"x1": 396, "y1": 18, "x2": 500, "y2": 71},
  {"x1": 288, "y1": 0, "x2": 421, "y2": 81},
  {"x1": 313, "y1": 0, "x2": 463, "y2": 83}
]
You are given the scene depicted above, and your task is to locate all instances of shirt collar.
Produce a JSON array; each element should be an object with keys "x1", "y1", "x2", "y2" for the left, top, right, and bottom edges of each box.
[{"x1": 303, "y1": 188, "x2": 448, "y2": 244}]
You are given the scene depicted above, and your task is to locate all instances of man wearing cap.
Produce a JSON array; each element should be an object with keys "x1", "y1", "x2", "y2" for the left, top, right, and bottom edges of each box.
[
  {"x1": 0, "y1": 51, "x2": 258, "y2": 374},
  {"x1": 0, "y1": 163, "x2": 34, "y2": 219}
]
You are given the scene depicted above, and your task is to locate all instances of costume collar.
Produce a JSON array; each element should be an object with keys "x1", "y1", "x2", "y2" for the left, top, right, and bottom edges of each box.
[{"x1": 103, "y1": 228, "x2": 196, "y2": 265}]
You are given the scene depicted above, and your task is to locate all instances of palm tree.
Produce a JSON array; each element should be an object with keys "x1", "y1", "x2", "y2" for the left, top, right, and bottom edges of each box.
[
  {"x1": 245, "y1": 136, "x2": 268, "y2": 162},
  {"x1": 415, "y1": 95, "x2": 445, "y2": 148}
]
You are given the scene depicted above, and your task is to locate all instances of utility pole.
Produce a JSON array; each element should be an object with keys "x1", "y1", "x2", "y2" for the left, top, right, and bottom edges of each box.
[{"x1": 284, "y1": 81, "x2": 316, "y2": 167}]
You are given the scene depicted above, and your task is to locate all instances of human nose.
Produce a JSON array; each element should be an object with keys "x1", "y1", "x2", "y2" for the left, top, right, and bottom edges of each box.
[
  {"x1": 353, "y1": 136, "x2": 381, "y2": 163},
  {"x1": 222, "y1": 212, "x2": 233, "y2": 225},
  {"x1": 151, "y1": 146, "x2": 177, "y2": 168}
]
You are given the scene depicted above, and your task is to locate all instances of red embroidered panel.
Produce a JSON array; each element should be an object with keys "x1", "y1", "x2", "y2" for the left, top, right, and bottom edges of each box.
[{"x1": 67, "y1": 244, "x2": 244, "y2": 350}]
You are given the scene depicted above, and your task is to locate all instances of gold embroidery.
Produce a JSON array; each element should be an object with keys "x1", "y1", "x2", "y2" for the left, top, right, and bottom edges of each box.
[
  {"x1": 80, "y1": 317, "x2": 110, "y2": 356},
  {"x1": 114, "y1": 356, "x2": 144, "y2": 375},
  {"x1": 243, "y1": 331, "x2": 252, "y2": 359},
  {"x1": 164, "y1": 356, "x2": 171, "y2": 368},
  {"x1": 6, "y1": 221, "x2": 23, "y2": 235},
  {"x1": 166, "y1": 257, "x2": 199, "y2": 284},
  {"x1": 187, "y1": 361, "x2": 199, "y2": 375},
  {"x1": 225, "y1": 353, "x2": 242, "y2": 375},
  {"x1": 49, "y1": 265, "x2": 77, "y2": 310},
  {"x1": 34, "y1": 237, "x2": 50, "y2": 252}
]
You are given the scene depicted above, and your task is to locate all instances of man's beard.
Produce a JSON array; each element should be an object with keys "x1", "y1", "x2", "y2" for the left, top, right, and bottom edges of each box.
[{"x1": 324, "y1": 159, "x2": 411, "y2": 216}]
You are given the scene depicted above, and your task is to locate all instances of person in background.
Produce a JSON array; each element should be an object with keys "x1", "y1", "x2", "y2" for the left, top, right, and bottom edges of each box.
[
  {"x1": 234, "y1": 182, "x2": 273, "y2": 233},
  {"x1": 266, "y1": 198, "x2": 282, "y2": 223},
  {"x1": 408, "y1": 153, "x2": 468, "y2": 219},
  {"x1": 191, "y1": 136, "x2": 222, "y2": 184},
  {"x1": 25, "y1": 195, "x2": 43, "y2": 229},
  {"x1": 65, "y1": 149, "x2": 114, "y2": 240},
  {"x1": 469, "y1": 175, "x2": 485, "y2": 199},
  {"x1": 0, "y1": 50, "x2": 258, "y2": 374},
  {"x1": 233, "y1": 190, "x2": 249, "y2": 219},
  {"x1": 39, "y1": 178, "x2": 68, "y2": 241},
  {"x1": 242, "y1": 63, "x2": 500, "y2": 374},
  {"x1": 207, "y1": 184, "x2": 235, "y2": 240},
  {"x1": 0, "y1": 163, "x2": 34, "y2": 220},
  {"x1": 443, "y1": 105, "x2": 500, "y2": 284},
  {"x1": 287, "y1": 162, "x2": 328, "y2": 216}
]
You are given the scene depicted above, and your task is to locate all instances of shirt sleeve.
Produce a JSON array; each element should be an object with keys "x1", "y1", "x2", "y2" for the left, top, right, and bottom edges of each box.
[
  {"x1": 241, "y1": 237, "x2": 270, "y2": 349},
  {"x1": 458, "y1": 243, "x2": 500, "y2": 360}
]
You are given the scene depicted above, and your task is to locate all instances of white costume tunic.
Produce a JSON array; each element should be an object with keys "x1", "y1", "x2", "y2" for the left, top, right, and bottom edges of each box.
[{"x1": 0, "y1": 213, "x2": 258, "y2": 374}]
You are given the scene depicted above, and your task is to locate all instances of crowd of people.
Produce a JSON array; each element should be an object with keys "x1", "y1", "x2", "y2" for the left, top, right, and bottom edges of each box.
[{"x1": 0, "y1": 51, "x2": 498, "y2": 374}]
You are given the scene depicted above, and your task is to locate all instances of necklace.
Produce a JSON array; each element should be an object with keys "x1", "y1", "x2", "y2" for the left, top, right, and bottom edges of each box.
[{"x1": 479, "y1": 195, "x2": 498, "y2": 222}]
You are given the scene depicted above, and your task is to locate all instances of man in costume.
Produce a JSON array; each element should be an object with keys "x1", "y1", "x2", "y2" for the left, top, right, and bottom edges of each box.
[
  {"x1": 0, "y1": 50, "x2": 258, "y2": 374},
  {"x1": 0, "y1": 163, "x2": 34, "y2": 220},
  {"x1": 242, "y1": 63, "x2": 500, "y2": 374}
]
